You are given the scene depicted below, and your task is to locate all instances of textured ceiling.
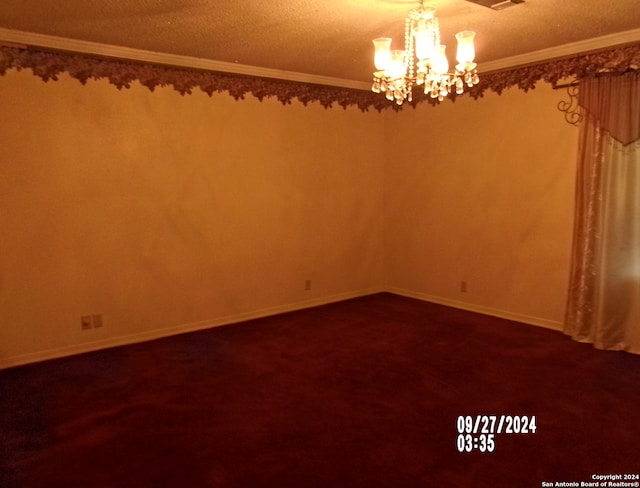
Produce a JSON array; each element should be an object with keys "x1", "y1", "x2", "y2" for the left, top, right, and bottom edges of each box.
[{"x1": 0, "y1": 0, "x2": 639, "y2": 85}]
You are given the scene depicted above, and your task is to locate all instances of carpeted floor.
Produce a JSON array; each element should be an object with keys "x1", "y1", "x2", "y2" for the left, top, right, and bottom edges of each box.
[{"x1": 1, "y1": 293, "x2": 639, "y2": 487}]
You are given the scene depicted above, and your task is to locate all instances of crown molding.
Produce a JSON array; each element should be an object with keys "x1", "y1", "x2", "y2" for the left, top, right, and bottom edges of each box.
[
  {"x1": 2, "y1": 26, "x2": 639, "y2": 91},
  {"x1": 481, "y1": 28, "x2": 640, "y2": 73},
  {"x1": 0, "y1": 27, "x2": 372, "y2": 91}
]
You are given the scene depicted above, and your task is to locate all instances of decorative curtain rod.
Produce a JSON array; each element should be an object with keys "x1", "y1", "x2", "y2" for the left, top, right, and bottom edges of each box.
[
  {"x1": 553, "y1": 67, "x2": 640, "y2": 90},
  {"x1": 553, "y1": 80, "x2": 580, "y2": 90},
  {"x1": 555, "y1": 68, "x2": 640, "y2": 125}
]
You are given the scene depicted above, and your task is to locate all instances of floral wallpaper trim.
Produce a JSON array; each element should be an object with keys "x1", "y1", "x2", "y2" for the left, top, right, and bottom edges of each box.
[{"x1": 1, "y1": 43, "x2": 639, "y2": 111}]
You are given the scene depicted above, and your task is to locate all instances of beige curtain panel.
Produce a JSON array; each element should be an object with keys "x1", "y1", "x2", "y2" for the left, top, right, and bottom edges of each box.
[{"x1": 564, "y1": 71, "x2": 640, "y2": 353}]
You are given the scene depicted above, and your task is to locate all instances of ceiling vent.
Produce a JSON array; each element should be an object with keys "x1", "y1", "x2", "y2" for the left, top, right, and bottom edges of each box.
[{"x1": 465, "y1": 0, "x2": 525, "y2": 10}]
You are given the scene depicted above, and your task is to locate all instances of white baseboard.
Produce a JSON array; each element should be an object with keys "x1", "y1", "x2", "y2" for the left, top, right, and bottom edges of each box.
[
  {"x1": 0, "y1": 287, "x2": 384, "y2": 370},
  {"x1": 386, "y1": 287, "x2": 564, "y2": 332},
  {"x1": 0, "y1": 286, "x2": 563, "y2": 370}
]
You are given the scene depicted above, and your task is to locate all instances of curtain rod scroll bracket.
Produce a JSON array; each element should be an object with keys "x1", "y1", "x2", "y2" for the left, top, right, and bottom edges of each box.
[{"x1": 556, "y1": 80, "x2": 583, "y2": 127}]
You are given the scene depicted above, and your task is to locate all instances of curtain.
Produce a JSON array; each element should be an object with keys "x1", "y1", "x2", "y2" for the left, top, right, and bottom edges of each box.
[{"x1": 564, "y1": 71, "x2": 640, "y2": 354}]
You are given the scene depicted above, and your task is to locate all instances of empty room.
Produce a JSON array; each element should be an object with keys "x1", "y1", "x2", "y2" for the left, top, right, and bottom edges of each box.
[{"x1": 1, "y1": 1, "x2": 639, "y2": 486}]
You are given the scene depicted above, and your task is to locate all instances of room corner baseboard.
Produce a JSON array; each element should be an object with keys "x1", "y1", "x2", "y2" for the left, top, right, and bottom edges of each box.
[
  {"x1": 0, "y1": 287, "x2": 385, "y2": 370},
  {"x1": 385, "y1": 287, "x2": 564, "y2": 331},
  {"x1": 0, "y1": 286, "x2": 562, "y2": 370}
]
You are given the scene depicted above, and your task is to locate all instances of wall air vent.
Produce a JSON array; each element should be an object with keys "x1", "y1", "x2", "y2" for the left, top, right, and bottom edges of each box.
[{"x1": 465, "y1": 0, "x2": 525, "y2": 10}]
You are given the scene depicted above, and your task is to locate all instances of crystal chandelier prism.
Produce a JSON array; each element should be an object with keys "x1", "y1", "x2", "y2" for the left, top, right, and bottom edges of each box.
[{"x1": 371, "y1": 0, "x2": 480, "y2": 105}]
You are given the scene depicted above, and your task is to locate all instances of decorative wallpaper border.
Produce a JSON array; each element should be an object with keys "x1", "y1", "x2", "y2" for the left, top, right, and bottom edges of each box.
[{"x1": 1, "y1": 43, "x2": 639, "y2": 111}]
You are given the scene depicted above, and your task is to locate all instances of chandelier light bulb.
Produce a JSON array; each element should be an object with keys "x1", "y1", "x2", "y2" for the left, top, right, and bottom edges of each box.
[
  {"x1": 414, "y1": 29, "x2": 435, "y2": 61},
  {"x1": 389, "y1": 50, "x2": 406, "y2": 78},
  {"x1": 373, "y1": 38, "x2": 392, "y2": 71},
  {"x1": 413, "y1": 8, "x2": 437, "y2": 61},
  {"x1": 432, "y1": 45, "x2": 449, "y2": 75},
  {"x1": 455, "y1": 30, "x2": 476, "y2": 65}
]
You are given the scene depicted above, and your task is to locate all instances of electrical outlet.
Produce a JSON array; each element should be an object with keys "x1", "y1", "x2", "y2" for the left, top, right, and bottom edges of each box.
[
  {"x1": 81, "y1": 315, "x2": 93, "y2": 330},
  {"x1": 305, "y1": 279, "x2": 311, "y2": 291},
  {"x1": 81, "y1": 314, "x2": 103, "y2": 330},
  {"x1": 460, "y1": 281, "x2": 468, "y2": 293}
]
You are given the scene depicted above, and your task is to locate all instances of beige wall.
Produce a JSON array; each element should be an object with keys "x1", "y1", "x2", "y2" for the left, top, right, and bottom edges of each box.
[
  {"x1": 0, "y1": 70, "x2": 385, "y2": 367},
  {"x1": 0, "y1": 69, "x2": 578, "y2": 367},
  {"x1": 384, "y1": 84, "x2": 578, "y2": 327}
]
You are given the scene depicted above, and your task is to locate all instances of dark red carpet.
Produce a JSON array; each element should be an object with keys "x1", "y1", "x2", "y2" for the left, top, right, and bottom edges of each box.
[{"x1": 1, "y1": 293, "x2": 639, "y2": 487}]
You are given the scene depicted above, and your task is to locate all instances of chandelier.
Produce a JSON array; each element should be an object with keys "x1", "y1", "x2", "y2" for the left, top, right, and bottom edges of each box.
[{"x1": 371, "y1": 0, "x2": 480, "y2": 105}]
